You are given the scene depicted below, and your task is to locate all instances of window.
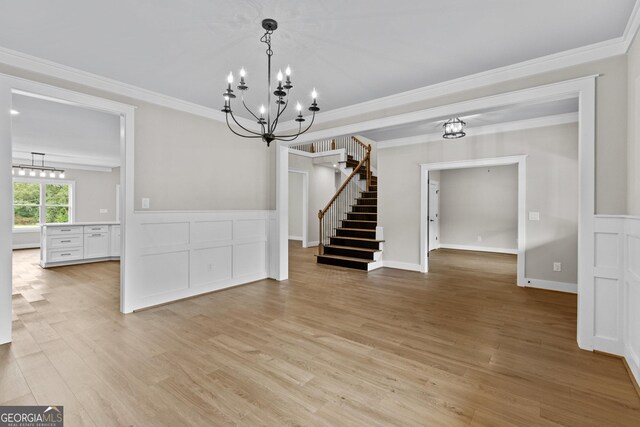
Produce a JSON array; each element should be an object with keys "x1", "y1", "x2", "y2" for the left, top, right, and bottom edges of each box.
[{"x1": 12, "y1": 180, "x2": 73, "y2": 229}]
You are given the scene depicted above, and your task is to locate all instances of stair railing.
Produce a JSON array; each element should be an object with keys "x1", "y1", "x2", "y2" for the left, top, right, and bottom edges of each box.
[
  {"x1": 291, "y1": 135, "x2": 368, "y2": 162},
  {"x1": 318, "y1": 136, "x2": 371, "y2": 255}
]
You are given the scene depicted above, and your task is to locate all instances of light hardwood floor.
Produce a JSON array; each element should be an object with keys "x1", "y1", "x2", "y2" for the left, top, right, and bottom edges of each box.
[{"x1": 2, "y1": 243, "x2": 639, "y2": 426}]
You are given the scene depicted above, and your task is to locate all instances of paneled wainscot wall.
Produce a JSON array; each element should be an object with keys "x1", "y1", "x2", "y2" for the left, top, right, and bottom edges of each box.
[
  {"x1": 126, "y1": 211, "x2": 276, "y2": 310},
  {"x1": 592, "y1": 215, "x2": 640, "y2": 386}
]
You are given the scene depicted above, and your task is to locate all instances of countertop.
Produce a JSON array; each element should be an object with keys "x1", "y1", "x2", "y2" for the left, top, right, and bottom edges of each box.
[{"x1": 42, "y1": 222, "x2": 120, "y2": 227}]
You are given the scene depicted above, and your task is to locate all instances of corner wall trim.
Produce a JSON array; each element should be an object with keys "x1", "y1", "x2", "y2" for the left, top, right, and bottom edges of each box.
[
  {"x1": 439, "y1": 244, "x2": 518, "y2": 255},
  {"x1": 524, "y1": 278, "x2": 578, "y2": 294}
]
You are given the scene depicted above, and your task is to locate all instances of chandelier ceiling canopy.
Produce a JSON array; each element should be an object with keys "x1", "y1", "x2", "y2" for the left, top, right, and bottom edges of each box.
[{"x1": 222, "y1": 18, "x2": 319, "y2": 147}]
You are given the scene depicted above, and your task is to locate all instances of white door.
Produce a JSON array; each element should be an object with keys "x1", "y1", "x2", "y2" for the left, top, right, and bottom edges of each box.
[{"x1": 428, "y1": 180, "x2": 440, "y2": 251}]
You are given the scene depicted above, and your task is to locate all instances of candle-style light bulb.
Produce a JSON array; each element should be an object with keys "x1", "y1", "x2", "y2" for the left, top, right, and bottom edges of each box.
[
  {"x1": 285, "y1": 66, "x2": 291, "y2": 76},
  {"x1": 296, "y1": 102, "x2": 302, "y2": 112},
  {"x1": 239, "y1": 67, "x2": 246, "y2": 78},
  {"x1": 277, "y1": 70, "x2": 283, "y2": 82},
  {"x1": 227, "y1": 72, "x2": 234, "y2": 84},
  {"x1": 260, "y1": 105, "x2": 266, "y2": 116},
  {"x1": 311, "y1": 89, "x2": 318, "y2": 100}
]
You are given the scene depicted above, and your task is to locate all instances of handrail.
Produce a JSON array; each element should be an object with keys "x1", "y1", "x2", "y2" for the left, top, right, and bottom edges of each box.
[{"x1": 318, "y1": 137, "x2": 372, "y2": 255}]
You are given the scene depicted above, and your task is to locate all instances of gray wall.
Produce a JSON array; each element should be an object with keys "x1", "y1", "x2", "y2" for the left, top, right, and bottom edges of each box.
[
  {"x1": 12, "y1": 167, "x2": 120, "y2": 248},
  {"x1": 379, "y1": 123, "x2": 579, "y2": 284},
  {"x1": 628, "y1": 33, "x2": 640, "y2": 215},
  {"x1": 439, "y1": 165, "x2": 518, "y2": 251},
  {"x1": 288, "y1": 171, "x2": 303, "y2": 239},
  {"x1": 289, "y1": 153, "x2": 337, "y2": 244},
  {"x1": 0, "y1": 63, "x2": 275, "y2": 212}
]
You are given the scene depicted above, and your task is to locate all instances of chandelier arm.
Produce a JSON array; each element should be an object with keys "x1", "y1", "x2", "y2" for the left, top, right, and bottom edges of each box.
[
  {"x1": 270, "y1": 98, "x2": 290, "y2": 134},
  {"x1": 225, "y1": 114, "x2": 263, "y2": 139},
  {"x1": 241, "y1": 97, "x2": 262, "y2": 123},
  {"x1": 274, "y1": 110, "x2": 316, "y2": 138},
  {"x1": 228, "y1": 108, "x2": 263, "y2": 136}
]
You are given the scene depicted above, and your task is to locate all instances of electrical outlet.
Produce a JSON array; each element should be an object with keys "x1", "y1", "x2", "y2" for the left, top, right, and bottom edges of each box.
[
  {"x1": 553, "y1": 262, "x2": 562, "y2": 272},
  {"x1": 99, "y1": 209, "x2": 108, "y2": 214},
  {"x1": 141, "y1": 198, "x2": 150, "y2": 209},
  {"x1": 529, "y1": 211, "x2": 540, "y2": 221},
  {"x1": 477, "y1": 235, "x2": 482, "y2": 242}
]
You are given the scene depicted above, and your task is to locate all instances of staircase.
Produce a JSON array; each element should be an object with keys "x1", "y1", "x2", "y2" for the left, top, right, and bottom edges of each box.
[{"x1": 315, "y1": 137, "x2": 384, "y2": 271}]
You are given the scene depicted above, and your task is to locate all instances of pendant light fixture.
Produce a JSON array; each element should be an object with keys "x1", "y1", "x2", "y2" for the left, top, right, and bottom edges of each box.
[
  {"x1": 443, "y1": 117, "x2": 466, "y2": 139},
  {"x1": 222, "y1": 19, "x2": 319, "y2": 147},
  {"x1": 12, "y1": 152, "x2": 65, "y2": 179}
]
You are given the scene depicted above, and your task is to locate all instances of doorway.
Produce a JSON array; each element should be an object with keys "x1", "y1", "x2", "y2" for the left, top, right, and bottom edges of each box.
[
  {"x1": 0, "y1": 77, "x2": 135, "y2": 345},
  {"x1": 288, "y1": 170, "x2": 309, "y2": 248}
]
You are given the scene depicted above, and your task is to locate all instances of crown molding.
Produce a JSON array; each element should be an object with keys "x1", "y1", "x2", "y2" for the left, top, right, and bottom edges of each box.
[
  {"x1": 377, "y1": 112, "x2": 579, "y2": 150},
  {"x1": 12, "y1": 151, "x2": 117, "y2": 172},
  {"x1": 0, "y1": 5, "x2": 637, "y2": 129},
  {"x1": 0, "y1": 46, "x2": 236, "y2": 123}
]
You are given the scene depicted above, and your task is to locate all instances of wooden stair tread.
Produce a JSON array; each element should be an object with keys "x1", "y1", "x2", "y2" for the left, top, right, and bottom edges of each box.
[
  {"x1": 336, "y1": 227, "x2": 377, "y2": 232},
  {"x1": 342, "y1": 219, "x2": 377, "y2": 223},
  {"x1": 315, "y1": 254, "x2": 372, "y2": 263},
  {"x1": 355, "y1": 197, "x2": 378, "y2": 200},
  {"x1": 324, "y1": 245, "x2": 380, "y2": 253},
  {"x1": 331, "y1": 236, "x2": 384, "y2": 242}
]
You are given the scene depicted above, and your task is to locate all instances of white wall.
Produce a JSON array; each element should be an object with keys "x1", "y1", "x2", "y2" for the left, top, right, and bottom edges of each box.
[
  {"x1": 380, "y1": 123, "x2": 578, "y2": 284},
  {"x1": 288, "y1": 171, "x2": 303, "y2": 239},
  {"x1": 439, "y1": 165, "x2": 518, "y2": 252}
]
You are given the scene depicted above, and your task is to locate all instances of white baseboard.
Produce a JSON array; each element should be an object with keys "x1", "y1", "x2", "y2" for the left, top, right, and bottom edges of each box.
[
  {"x1": 288, "y1": 236, "x2": 303, "y2": 241},
  {"x1": 307, "y1": 240, "x2": 319, "y2": 247},
  {"x1": 524, "y1": 277, "x2": 577, "y2": 294},
  {"x1": 439, "y1": 243, "x2": 517, "y2": 255},
  {"x1": 13, "y1": 243, "x2": 40, "y2": 250},
  {"x1": 625, "y1": 345, "x2": 640, "y2": 394},
  {"x1": 382, "y1": 260, "x2": 423, "y2": 272}
]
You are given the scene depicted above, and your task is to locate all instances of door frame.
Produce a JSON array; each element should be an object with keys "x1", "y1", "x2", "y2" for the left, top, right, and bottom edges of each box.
[
  {"x1": 288, "y1": 169, "x2": 309, "y2": 248},
  {"x1": 428, "y1": 178, "x2": 440, "y2": 251},
  {"x1": 421, "y1": 156, "x2": 527, "y2": 286},
  {"x1": 0, "y1": 74, "x2": 135, "y2": 344}
]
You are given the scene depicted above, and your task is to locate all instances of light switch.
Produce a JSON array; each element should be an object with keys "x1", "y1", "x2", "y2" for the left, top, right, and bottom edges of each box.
[
  {"x1": 553, "y1": 262, "x2": 562, "y2": 272},
  {"x1": 529, "y1": 211, "x2": 540, "y2": 221},
  {"x1": 99, "y1": 209, "x2": 108, "y2": 214},
  {"x1": 142, "y1": 198, "x2": 150, "y2": 209}
]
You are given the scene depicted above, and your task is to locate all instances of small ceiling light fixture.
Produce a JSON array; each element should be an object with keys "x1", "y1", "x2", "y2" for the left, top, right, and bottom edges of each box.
[
  {"x1": 221, "y1": 18, "x2": 319, "y2": 147},
  {"x1": 443, "y1": 117, "x2": 466, "y2": 139},
  {"x1": 12, "y1": 152, "x2": 65, "y2": 179}
]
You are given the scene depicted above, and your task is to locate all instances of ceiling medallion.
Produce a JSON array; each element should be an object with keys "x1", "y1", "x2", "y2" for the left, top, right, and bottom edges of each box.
[
  {"x1": 222, "y1": 18, "x2": 319, "y2": 147},
  {"x1": 443, "y1": 117, "x2": 466, "y2": 139}
]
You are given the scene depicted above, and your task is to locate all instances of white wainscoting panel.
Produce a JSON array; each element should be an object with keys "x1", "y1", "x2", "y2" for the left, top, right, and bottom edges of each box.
[
  {"x1": 127, "y1": 211, "x2": 273, "y2": 311},
  {"x1": 623, "y1": 217, "x2": 640, "y2": 388},
  {"x1": 592, "y1": 215, "x2": 640, "y2": 388}
]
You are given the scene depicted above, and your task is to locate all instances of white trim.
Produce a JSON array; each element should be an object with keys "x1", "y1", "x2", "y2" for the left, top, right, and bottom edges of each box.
[
  {"x1": 273, "y1": 141, "x2": 288, "y2": 281},
  {"x1": 307, "y1": 240, "x2": 319, "y2": 247},
  {"x1": 12, "y1": 151, "x2": 117, "y2": 171},
  {"x1": 382, "y1": 260, "x2": 423, "y2": 272},
  {"x1": 12, "y1": 243, "x2": 40, "y2": 250},
  {"x1": 524, "y1": 278, "x2": 578, "y2": 294},
  {"x1": 289, "y1": 148, "x2": 346, "y2": 159},
  {"x1": 622, "y1": 0, "x2": 640, "y2": 52},
  {"x1": 281, "y1": 76, "x2": 596, "y2": 146},
  {"x1": 11, "y1": 227, "x2": 39, "y2": 234},
  {"x1": 288, "y1": 236, "x2": 303, "y2": 241},
  {"x1": 288, "y1": 169, "x2": 309, "y2": 248},
  {"x1": 377, "y1": 112, "x2": 579, "y2": 150},
  {"x1": 438, "y1": 244, "x2": 518, "y2": 255},
  {"x1": 421, "y1": 155, "x2": 528, "y2": 288}
]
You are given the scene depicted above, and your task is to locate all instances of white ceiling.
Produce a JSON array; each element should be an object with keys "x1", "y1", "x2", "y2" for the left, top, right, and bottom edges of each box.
[
  {"x1": 0, "y1": 1, "x2": 635, "y2": 118},
  {"x1": 11, "y1": 94, "x2": 121, "y2": 168},
  {"x1": 361, "y1": 98, "x2": 579, "y2": 141}
]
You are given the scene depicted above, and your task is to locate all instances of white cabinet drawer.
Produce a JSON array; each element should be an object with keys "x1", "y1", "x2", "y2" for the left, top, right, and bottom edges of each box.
[
  {"x1": 84, "y1": 225, "x2": 109, "y2": 233},
  {"x1": 48, "y1": 248, "x2": 83, "y2": 262},
  {"x1": 84, "y1": 232, "x2": 110, "y2": 259},
  {"x1": 47, "y1": 235, "x2": 83, "y2": 249},
  {"x1": 47, "y1": 226, "x2": 83, "y2": 236}
]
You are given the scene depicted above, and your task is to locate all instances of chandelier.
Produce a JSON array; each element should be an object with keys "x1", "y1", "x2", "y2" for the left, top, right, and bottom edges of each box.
[
  {"x1": 12, "y1": 152, "x2": 65, "y2": 179},
  {"x1": 443, "y1": 117, "x2": 466, "y2": 139},
  {"x1": 222, "y1": 19, "x2": 319, "y2": 147}
]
